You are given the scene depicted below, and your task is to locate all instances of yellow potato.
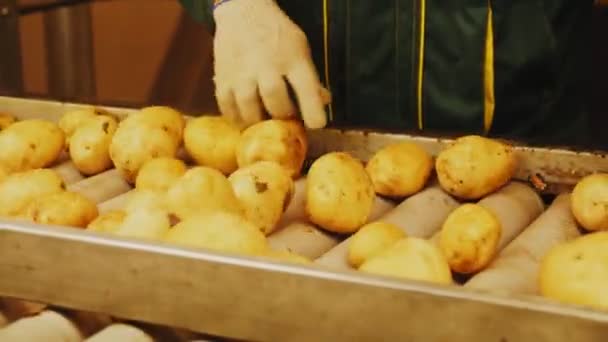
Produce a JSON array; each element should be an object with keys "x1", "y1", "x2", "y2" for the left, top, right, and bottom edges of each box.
[
  {"x1": 236, "y1": 119, "x2": 307, "y2": 178},
  {"x1": 438, "y1": 204, "x2": 502, "y2": 274},
  {"x1": 348, "y1": 221, "x2": 406, "y2": 268},
  {"x1": 124, "y1": 189, "x2": 167, "y2": 213},
  {"x1": 184, "y1": 116, "x2": 241, "y2": 174},
  {"x1": 135, "y1": 106, "x2": 185, "y2": 144},
  {"x1": 539, "y1": 232, "x2": 608, "y2": 310},
  {"x1": 306, "y1": 152, "x2": 375, "y2": 233},
  {"x1": 167, "y1": 166, "x2": 243, "y2": 220},
  {"x1": 165, "y1": 211, "x2": 268, "y2": 256},
  {"x1": 229, "y1": 161, "x2": 294, "y2": 235},
  {"x1": 135, "y1": 157, "x2": 186, "y2": 193},
  {"x1": 58, "y1": 108, "x2": 99, "y2": 140},
  {"x1": 360, "y1": 237, "x2": 453, "y2": 285},
  {"x1": 0, "y1": 169, "x2": 65, "y2": 217},
  {"x1": 109, "y1": 120, "x2": 179, "y2": 183},
  {"x1": 0, "y1": 119, "x2": 65, "y2": 172},
  {"x1": 26, "y1": 191, "x2": 98, "y2": 228},
  {"x1": 0, "y1": 165, "x2": 8, "y2": 183},
  {"x1": 263, "y1": 249, "x2": 312, "y2": 265},
  {"x1": 436, "y1": 135, "x2": 517, "y2": 200},
  {"x1": 571, "y1": 173, "x2": 608, "y2": 231},
  {"x1": 113, "y1": 209, "x2": 171, "y2": 240},
  {"x1": 69, "y1": 115, "x2": 118, "y2": 175},
  {"x1": 87, "y1": 210, "x2": 126, "y2": 233},
  {"x1": 365, "y1": 142, "x2": 433, "y2": 197},
  {"x1": 0, "y1": 112, "x2": 16, "y2": 130}
]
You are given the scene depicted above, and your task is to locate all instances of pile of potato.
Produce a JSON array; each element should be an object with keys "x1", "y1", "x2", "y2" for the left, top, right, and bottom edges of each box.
[{"x1": 1, "y1": 106, "x2": 608, "y2": 313}]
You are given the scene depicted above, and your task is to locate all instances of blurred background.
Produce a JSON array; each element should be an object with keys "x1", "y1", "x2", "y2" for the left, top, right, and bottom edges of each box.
[
  {"x1": 0, "y1": 0, "x2": 607, "y2": 147},
  {"x1": 0, "y1": 0, "x2": 217, "y2": 114}
]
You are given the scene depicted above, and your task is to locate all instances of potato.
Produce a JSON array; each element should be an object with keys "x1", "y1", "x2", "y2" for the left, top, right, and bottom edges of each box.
[
  {"x1": 359, "y1": 238, "x2": 452, "y2": 285},
  {"x1": 69, "y1": 115, "x2": 118, "y2": 175},
  {"x1": 135, "y1": 157, "x2": 186, "y2": 193},
  {"x1": 436, "y1": 135, "x2": 517, "y2": 200},
  {"x1": 365, "y1": 142, "x2": 433, "y2": 197},
  {"x1": 184, "y1": 116, "x2": 240, "y2": 174},
  {"x1": 0, "y1": 169, "x2": 65, "y2": 217},
  {"x1": 113, "y1": 209, "x2": 171, "y2": 240},
  {"x1": 0, "y1": 165, "x2": 8, "y2": 183},
  {"x1": 263, "y1": 249, "x2": 311, "y2": 265},
  {"x1": 348, "y1": 222, "x2": 406, "y2": 268},
  {"x1": 87, "y1": 210, "x2": 126, "y2": 233},
  {"x1": 124, "y1": 189, "x2": 167, "y2": 213},
  {"x1": 229, "y1": 161, "x2": 294, "y2": 235},
  {"x1": 571, "y1": 173, "x2": 608, "y2": 231},
  {"x1": 306, "y1": 152, "x2": 375, "y2": 233},
  {"x1": 58, "y1": 108, "x2": 99, "y2": 140},
  {"x1": 539, "y1": 232, "x2": 608, "y2": 310},
  {"x1": 0, "y1": 113, "x2": 15, "y2": 130},
  {"x1": 438, "y1": 204, "x2": 502, "y2": 274},
  {"x1": 135, "y1": 106, "x2": 185, "y2": 144},
  {"x1": 109, "y1": 120, "x2": 179, "y2": 183},
  {"x1": 26, "y1": 191, "x2": 98, "y2": 228},
  {"x1": 236, "y1": 119, "x2": 307, "y2": 178},
  {"x1": 165, "y1": 211, "x2": 268, "y2": 256},
  {"x1": 167, "y1": 166, "x2": 243, "y2": 220},
  {"x1": 0, "y1": 119, "x2": 65, "y2": 172}
]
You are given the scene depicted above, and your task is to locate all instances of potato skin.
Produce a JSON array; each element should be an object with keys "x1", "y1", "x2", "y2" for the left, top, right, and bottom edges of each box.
[
  {"x1": 0, "y1": 113, "x2": 15, "y2": 130},
  {"x1": 184, "y1": 116, "x2": 241, "y2": 175},
  {"x1": 135, "y1": 157, "x2": 186, "y2": 193},
  {"x1": 114, "y1": 209, "x2": 171, "y2": 240},
  {"x1": 236, "y1": 119, "x2": 307, "y2": 178},
  {"x1": 306, "y1": 152, "x2": 375, "y2": 233},
  {"x1": 69, "y1": 115, "x2": 118, "y2": 175},
  {"x1": 436, "y1": 135, "x2": 517, "y2": 200},
  {"x1": 360, "y1": 238, "x2": 453, "y2": 285},
  {"x1": 0, "y1": 119, "x2": 65, "y2": 172},
  {"x1": 439, "y1": 204, "x2": 502, "y2": 274},
  {"x1": 165, "y1": 211, "x2": 268, "y2": 256},
  {"x1": 109, "y1": 119, "x2": 179, "y2": 183},
  {"x1": 135, "y1": 106, "x2": 185, "y2": 144},
  {"x1": 348, "y1": 221, "x2": 406, "y2": 268},
  {"x1": 571, "y1": 173, "x2": 608, "y2": 231},
  {"x1": 26, "y1": 191, "x2": 98, "y2": 228},
  {"x1": 366, "y1": 142, "x2": 433, "y2": 197},
  {"x1": 539, "y1": 232, "x2": 608, "y2": 310},
  {"x1": 167, "y1": 166, "x2": 243, "y2": 220},
  {"x1": 0, "y1": 169, "x2": 65, "y2": 217},
  {"x1": 87, "y1": 210, "x2": 126, "y2": 233},
  {"x1": 58, "y1": 108, "x2": 98, "y2": 140},
  {"x1": 228, "y1": 161, "x2": 294, "y2": 235}
]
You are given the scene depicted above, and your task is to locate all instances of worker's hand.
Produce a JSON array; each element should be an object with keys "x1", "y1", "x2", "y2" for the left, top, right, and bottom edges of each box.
[{"x1": 213, "y1": 0, "x2": 330, "y2": 129}]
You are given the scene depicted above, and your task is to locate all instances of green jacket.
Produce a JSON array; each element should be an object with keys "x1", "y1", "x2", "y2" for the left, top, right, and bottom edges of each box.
[{"x1": 180, "y1": 0, "x2": 591, "y2": 146}]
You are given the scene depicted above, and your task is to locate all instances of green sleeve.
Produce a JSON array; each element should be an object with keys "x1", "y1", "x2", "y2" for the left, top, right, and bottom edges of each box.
[{"x1": 178, "y1": 0, "x2": 215, "y2": 31}]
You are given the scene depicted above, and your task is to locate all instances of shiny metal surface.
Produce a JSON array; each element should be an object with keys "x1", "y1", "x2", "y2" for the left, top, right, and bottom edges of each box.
[
  {"x1": 43, "y1": 2, "x2": 95, "y2": 101},
  {"x1": 1, "y1": 220, "x2": 608, "y2": 342}
]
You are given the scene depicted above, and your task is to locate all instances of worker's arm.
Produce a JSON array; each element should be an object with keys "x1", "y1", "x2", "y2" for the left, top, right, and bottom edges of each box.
[{"x1": 180, "y1": 0, "x2": 329, "y2": 129}]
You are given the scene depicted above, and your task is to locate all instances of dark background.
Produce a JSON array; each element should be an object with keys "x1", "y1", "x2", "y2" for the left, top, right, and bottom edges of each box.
[{"x1": 1, "y1": 0, "x2": 607, "y2": 148}]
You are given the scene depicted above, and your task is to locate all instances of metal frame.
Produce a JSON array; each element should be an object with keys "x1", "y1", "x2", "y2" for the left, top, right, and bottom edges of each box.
[
  {"x1": 0, "y1": 0, "x2": 23, "y2": 95},
  {"x1": 2, "y1": 96, "x2": 608, "y2": 341},
  {"x1": 43, "y1": 1, "x2": 96, "y2": 101}
]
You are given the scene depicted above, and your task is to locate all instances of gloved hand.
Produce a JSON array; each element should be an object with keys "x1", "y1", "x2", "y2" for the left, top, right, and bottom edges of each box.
[{"x1": 213, "y1": 0, "x2": 330, "y2": 129}]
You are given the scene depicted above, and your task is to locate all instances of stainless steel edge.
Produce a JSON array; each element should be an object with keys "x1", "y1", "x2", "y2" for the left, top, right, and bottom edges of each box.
[{"x1": 1, "y1": 220, "x2": 608, "y2": 342}]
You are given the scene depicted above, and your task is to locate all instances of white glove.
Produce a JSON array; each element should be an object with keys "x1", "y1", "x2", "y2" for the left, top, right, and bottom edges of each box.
[{"x1": 213, "y1": 0, "x2": 330, "y2": 129}]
